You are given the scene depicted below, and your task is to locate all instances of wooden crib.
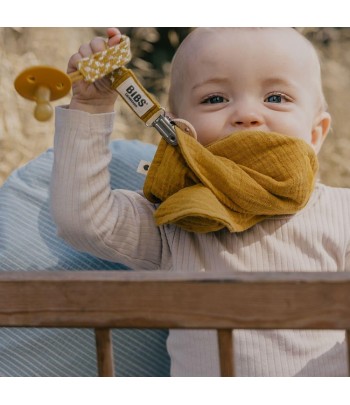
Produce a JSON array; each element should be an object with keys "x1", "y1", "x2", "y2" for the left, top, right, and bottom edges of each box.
[{"x1": 1, "y1": 271, "x2": 349, "y2": 376}]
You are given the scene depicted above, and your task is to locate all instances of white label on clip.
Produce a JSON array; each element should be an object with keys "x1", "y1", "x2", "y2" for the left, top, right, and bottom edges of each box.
[
  {"x1": 137, "y1": 160, "x2": 151, "y2": 175},
  {"x1": 116, "y1": 77, "x2": 154, "y2": 117}
]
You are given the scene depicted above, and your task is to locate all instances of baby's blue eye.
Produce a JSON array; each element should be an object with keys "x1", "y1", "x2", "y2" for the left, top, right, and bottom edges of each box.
[
  {"x1": 266, "y1": 94, "x2": 282, "y2": 103},
  {"x1": 203, "y1": 95, "x2": 226, "y2": 104},
  {"x1": 265, "y1": 94, "x2": 286, "y2": 103}
]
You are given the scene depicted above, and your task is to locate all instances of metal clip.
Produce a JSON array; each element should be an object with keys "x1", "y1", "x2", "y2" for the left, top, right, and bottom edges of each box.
[{"x1": 152, "y1": 114, "x2": 178, "y2": 146}]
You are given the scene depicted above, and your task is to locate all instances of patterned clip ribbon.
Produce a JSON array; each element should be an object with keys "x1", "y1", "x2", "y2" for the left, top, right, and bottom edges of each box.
[{"x1": 70, "y1": 36, "x2": 166, "y2": 126}]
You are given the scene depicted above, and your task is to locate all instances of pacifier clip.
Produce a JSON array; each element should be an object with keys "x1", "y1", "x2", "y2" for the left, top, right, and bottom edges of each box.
[{"x1": 14, "y1": 35, "x2": 178, "y2": 146}]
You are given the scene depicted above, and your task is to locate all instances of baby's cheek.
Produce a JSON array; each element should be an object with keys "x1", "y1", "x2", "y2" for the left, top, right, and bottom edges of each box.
[
  {"x1": 191, "y1": 121, "x2": 216, "y2": 145},
  {"x1": 274, "y1": 117, "x2": 312, "y2": 143},
  {"x1": 195, "y1": 128, "x2": 215, "y2": 145}
]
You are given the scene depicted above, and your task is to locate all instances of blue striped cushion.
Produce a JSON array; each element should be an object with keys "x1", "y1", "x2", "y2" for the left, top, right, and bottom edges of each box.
[{"x1": 0, "y1": 140, "x2": 170, "y2": 376}]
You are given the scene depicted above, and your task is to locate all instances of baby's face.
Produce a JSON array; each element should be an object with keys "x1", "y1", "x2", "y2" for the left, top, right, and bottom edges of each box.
[{"x1": 171, "y1": 28, "x2": 330, "y2": 151}]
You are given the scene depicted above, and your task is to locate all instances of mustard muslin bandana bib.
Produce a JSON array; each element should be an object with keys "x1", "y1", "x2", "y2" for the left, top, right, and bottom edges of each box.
[{"x1": 143, "y1": 127, "x2": 318, "y2": 233}]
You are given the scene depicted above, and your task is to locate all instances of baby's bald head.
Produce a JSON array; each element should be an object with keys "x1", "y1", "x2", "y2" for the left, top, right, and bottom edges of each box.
[{"x1": 168, "y1": 28, "x2": 327, "y2": 116}]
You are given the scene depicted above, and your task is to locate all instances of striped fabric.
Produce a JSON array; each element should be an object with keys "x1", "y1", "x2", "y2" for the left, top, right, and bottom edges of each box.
[{"x1": 0, "y1": 140, "x2": 170, "y2": 376}]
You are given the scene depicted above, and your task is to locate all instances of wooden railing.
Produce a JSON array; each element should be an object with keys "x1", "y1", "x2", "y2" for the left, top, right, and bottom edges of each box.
[{"x1": 1, "y1": 271, "x2": 350, "y2": 376}]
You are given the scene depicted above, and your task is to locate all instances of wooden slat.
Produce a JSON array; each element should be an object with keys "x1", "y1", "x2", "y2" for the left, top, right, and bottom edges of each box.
[
  {"x1": 0, "y1": 271, "x2": 350, "y2": 330},
  {"x1": 347, "y1": 330, "x2": 350, "y2": 377},
  {"x1": 217, "y1": 329, "x2": 234, "y2": 377},
  {"x1": 95, "y1": 328, "x2": 115, "y2": 377}
]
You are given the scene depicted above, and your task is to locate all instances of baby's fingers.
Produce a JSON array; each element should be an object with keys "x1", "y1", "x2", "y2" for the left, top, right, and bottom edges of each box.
[
  {"x1": 106, "y1": 27, "x2": 122, "y2": 47},
  {"x1": 67, "y1": 28, "x2": 122, "y2": 75},
  {"x1": 67, "y1": 42, "x2": 93, "y2": 74},
  {"x1": 67, "y1": 52, "x2": 83, "y2": 74},
  {"x1": 85, "y1": 28, "x2": 121, "y2": 56},
  {"x1": 90, "y1": 37, "x2": 109, "y2": 54}
]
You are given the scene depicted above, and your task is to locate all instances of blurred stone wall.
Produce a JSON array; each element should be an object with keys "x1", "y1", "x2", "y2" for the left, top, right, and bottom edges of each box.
[
  {"x1": 0, "y1": 27, "x2": 349, "y2": 188},
  {"x1": 309, "y1": 28, "x2": 350, "y2": 188}
]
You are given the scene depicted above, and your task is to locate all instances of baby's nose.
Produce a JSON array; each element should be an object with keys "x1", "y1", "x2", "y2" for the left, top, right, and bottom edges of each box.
[
  {"x1": 234, "y1": 112, "x2": 262, "y2": 128},
  {"x1": 231, "y1": 101, "x2": 264, "y2": 128}
]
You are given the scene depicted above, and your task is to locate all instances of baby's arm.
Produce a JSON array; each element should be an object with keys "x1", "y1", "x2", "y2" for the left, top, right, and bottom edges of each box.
[{"x1": 50, "y1": 29, "x2": 167, "y2": 269}]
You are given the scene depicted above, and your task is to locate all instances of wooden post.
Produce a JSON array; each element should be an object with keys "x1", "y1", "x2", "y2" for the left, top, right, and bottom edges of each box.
[
  {"x1": 218, "y1": 329, "x2": 234, "y2": 377},
  {"x1": 346, "y1": 330, "x2": 350, "y2": 377},
  {"x1": 95, "y1": 328, "x2": 115, "y2": 377}
]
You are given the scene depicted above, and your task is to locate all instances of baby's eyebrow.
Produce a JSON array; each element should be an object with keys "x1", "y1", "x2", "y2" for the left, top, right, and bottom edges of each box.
[
  {"x1": 262, "y1": 77, "x2": 298, "y2": 89},
  {"x1": 192, "y1": 77, "x2": 229, "y2": 90}
]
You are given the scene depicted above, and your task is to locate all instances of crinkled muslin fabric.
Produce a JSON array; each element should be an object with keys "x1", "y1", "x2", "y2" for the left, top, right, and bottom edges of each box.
[{"x1": 144, "y1": 128, "x2": 318, "y2": 233}]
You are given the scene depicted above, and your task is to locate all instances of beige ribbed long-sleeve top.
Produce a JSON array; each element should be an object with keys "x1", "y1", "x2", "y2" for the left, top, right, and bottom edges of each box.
[{"x1": 51, "y1": 107, "x2": 350, "y2": 376}]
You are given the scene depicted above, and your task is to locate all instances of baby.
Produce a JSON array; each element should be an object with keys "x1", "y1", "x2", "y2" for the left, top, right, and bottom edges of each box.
[{"x1": 51, "y1": 28, "x2": 350, "y2": 376}]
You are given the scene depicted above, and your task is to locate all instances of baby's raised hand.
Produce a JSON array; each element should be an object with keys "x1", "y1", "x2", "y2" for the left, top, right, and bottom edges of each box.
[{"x1": 68, "y1": 28, "x2": 122, "y2": 114}]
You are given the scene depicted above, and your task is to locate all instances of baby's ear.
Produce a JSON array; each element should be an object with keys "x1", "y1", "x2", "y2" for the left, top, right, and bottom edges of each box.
[{"x1": 311, "y1": 111, "x2": 331, "y2": 154}]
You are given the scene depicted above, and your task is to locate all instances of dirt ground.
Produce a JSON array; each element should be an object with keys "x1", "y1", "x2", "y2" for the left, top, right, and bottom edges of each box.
[{"x1": 0, "y1": 27, "x2": 349, "y2": 188}]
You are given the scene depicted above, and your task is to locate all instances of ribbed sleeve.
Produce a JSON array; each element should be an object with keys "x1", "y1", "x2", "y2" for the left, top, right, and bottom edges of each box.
[{"x1": 51, "y1": 107, "x2": 169, "y2": 269}]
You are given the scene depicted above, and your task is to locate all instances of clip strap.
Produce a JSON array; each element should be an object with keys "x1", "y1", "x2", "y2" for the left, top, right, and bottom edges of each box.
[
  {"x1": 74, "y1": 35, "x2": 177, "y2": 146},
  {"x1": 111, "y1": 67, "x2": 177, "y2": 145}
]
